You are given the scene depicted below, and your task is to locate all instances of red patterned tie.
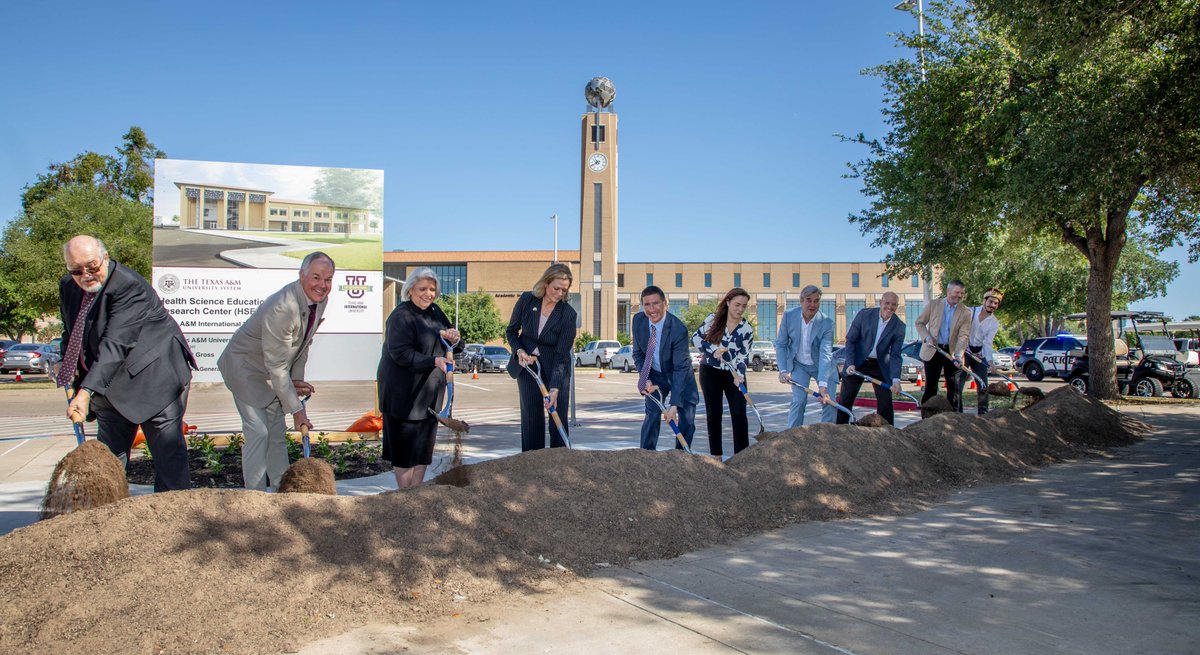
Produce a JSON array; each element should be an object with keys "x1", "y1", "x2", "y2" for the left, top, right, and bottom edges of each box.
[
  {"x1": 638, "y1": 324, "x2": 657, "y2": 392},
  {"x1": 56, "y1": 292, "x2": 96, "y2": 388}
]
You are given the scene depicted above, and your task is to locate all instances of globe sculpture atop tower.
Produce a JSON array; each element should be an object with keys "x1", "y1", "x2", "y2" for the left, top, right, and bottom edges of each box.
[{"x1": 584, "y1": 77, "x2": 616, "y2": 109}]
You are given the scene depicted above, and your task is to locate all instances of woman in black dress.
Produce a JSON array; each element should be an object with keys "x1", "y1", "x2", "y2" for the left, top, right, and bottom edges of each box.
[
  {"x1": 505, "y1": 263, "x2": 577, "y2": 452},
  {"x1": 377, "y1": 267, "x2": 461, "y2": 488}
]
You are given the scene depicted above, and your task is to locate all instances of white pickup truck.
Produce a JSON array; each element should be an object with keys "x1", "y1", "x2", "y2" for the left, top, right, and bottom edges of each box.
[{"x1": 574, "y1": 340, "x2": 621, "y2": 367}]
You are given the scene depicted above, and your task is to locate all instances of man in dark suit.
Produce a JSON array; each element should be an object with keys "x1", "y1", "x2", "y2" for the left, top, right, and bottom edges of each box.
[
  {"x1": 59, "y1": 235, "x2": 197, "y2": 491},
  {"x1": 631, "y1": 286, "x2": 698, "y2": 450},
  {"x1": 836, "y1": 291, "x2": 907, "y2": 425}
]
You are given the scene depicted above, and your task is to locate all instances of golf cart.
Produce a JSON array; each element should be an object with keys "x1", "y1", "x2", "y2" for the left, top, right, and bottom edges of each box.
[{"x1": 1063, "y1": 311, "x2": 1197, "y2": 398}]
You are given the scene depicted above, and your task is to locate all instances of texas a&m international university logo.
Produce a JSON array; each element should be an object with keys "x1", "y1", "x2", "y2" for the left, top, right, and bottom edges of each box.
[{"x1": 339, "y1": 275, "x2": 372, "y2": 299}]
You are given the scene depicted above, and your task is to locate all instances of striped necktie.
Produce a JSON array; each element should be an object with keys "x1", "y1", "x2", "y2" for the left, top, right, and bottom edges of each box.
[
  {"x1": 56, "y1": 292, "x2": 97, "y2": 388},
  {"x1": 638, "y1": 323, "x2": 657, "y2": 392}
]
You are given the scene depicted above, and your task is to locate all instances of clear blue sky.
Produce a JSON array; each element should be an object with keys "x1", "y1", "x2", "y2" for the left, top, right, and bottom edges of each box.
[{"x1": 0, "y1": 1, "x2": 1194, "y2": 317}]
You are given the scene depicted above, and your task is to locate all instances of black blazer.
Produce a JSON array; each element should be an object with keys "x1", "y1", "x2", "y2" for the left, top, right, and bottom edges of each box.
[
  {"x1": 59, "y1": 260, "x2": 197, "y2": 424},
  {"x1": 843, "y1": 307, "x2": 906, "y2": 382},
  {"x1": 504, "y1": 291, "x2": 577, "y2": 390},
  {"x1": 377, "y1": 301, "x2": 460, "y2": 420}
]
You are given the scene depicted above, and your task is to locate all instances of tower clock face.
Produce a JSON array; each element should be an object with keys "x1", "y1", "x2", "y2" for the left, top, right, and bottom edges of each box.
[{"x1": 587, "y1": 152, "x2": 608, "y2": 172}]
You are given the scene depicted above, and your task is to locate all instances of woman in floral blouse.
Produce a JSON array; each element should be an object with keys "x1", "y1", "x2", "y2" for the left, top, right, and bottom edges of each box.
[{"x1": 692, "y1": 287, "x2": 754, "y2": 457}]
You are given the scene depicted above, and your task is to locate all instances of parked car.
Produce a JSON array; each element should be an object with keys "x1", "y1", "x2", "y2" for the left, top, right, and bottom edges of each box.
[
  {"x1": 990, "y1": 350, "x2": 1014, "y2": 371},
  {"x1": 457, "y1": 344, "x2": 484, "y2": 372},
  {"x1": 0, "y1": 339, "x2": 18, "y2": 367},
  {"x1": 476, "y1": 345, "x2": 511, "y2": 372},
  {"x1": 1173, "y1": 338, "x2": 1199, "y2": 368},
  {"x1": 1013, "y1": 335, "x2": 1087, "y2": 381},
  {"x1": 748, "y1": 341, "x2": 777, "y2": 372},
  {"x1": 575, "y1": 340, "x2": 621, "y2": 367},
  {"x1": 0, "y1": 343, "x2": 62, "y2": 377},
  {"x1": 611, "y1": 345, "x2": 638, "y2": 372},
  {"x1": 831, "y1": 345, "x2": 923, "y2": 383}
]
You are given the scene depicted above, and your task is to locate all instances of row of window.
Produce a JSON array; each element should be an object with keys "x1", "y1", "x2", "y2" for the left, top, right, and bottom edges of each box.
[
  {"x1": 626, "y1": 271, "x2": 918, "y2": 290},
  {"x1": 267, "y1": 208, "x2": 367, "y2": 219}
]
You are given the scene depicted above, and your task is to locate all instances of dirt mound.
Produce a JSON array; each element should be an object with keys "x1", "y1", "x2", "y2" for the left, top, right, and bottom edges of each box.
[
  {"x1": 0, "y1": 390, "x2": 1153, "y2": 655},
  {"x1": 278, "y1": 458, "x2": 337, "y2": 495},
  {"x1": 988, "y1": 381, "x2": 1012, "y2": 397},
  {"x1": 40, "y1": 440, "x2": 128, "y2": 519},
  {"x1": 922, "y1": 395, "x2": 954, "y2": 418},
  {"x1": 1025, "y1": 387, "x2": 1148, "y2": 447},
  {"x1": 855, "y1": 412, "x2": 890, "y2": 427}
]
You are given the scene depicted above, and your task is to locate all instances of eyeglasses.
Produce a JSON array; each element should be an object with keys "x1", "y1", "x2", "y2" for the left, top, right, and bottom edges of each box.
[{"x1": 68, "y1": 259, "x2": 105, "y2": 278}]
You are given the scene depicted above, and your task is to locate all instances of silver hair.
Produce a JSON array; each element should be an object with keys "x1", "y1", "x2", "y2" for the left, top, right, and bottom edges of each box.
[
  {"x1": 799, "y1": 284, "x2": 822, "y2": 300},
  {"x1": 401, "y1": 266, "x2": 439, "y2": 301},
  {"x1": 946, "y1": 279, "x2": 966, "y2": 290},
  {"x1": 62, "y1": 236, "x2": 108, "y2": 262},
  {"x1": 300, "y1": 251, "x2": 336, "y2": 274}
]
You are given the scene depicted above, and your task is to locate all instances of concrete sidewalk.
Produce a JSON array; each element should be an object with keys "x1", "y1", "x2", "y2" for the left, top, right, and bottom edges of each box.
[{"x1": 295, "y1": 404, "x2": 1200, "y2": 654}]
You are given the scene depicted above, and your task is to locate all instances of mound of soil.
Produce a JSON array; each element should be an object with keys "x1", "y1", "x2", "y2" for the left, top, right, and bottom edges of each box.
[
  {"x1": 40, "y1": 440, "x2": 129, "y2": 519},
  {"x1": 922, "y1": 395, "x2": 955, "y2": 418},
  {"x1": 855, "y1": 412, "x2": 890, "y2": 427},
  {"x1": 0, "y1": 386, "x2": 1151, "y2": 655},
  {"x1": 278, "y1": 458, "x2": 337, "y2": 495}
]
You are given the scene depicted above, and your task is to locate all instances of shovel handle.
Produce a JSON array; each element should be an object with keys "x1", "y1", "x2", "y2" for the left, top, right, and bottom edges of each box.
[{"x1": 300, "y1": 424, "x2": 310, "y2": 458}]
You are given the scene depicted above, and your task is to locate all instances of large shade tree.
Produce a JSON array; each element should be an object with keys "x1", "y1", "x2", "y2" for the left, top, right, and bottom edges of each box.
[{"x1": 848, "y1": 0, "x2": 1199, "y2": 399}]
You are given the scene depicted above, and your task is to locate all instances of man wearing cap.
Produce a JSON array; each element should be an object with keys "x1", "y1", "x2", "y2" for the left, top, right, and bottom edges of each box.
[
  {"x1": 959, "y1": 288, "x2": 1005, "y2": 414},
  {"x1": 218, "y1": 252, "x2": 334, "y2": 491}
]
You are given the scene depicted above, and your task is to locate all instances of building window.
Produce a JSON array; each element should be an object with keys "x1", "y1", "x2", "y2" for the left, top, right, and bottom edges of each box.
[
  {"x1": 594, "y1": 290, "x2": 602, "y2": 334},
  {"x1": 881, "y1": 274, "x2": 889, "y2": 288},
  {"x1": 820, "y1": 300, "x2": 836, "y2": 321},
  {"x1": 845, "y1": 300, "x2": 865, "y2": 327},
  {"x1": 591, "y1": 125, "x2": 606, "y2": 142},
  {"x1": 594, "y1": 261, "x2": 602, "y2": 275},
  {"x1": 734, "y1": 273, "x2": 742, "y2": 287},
  {"x1": 646, "y1": 273, "x2": 653, "y2": 286},
  {"x1": 852, "y1": 273, "x2": 860, "y2": 288},
  {"x1": 618, "y1": 273, "x2": 624, "y2": 288},
  {"x1": 334, "y1": 223, "x2": 349, "y2": 233},
  {"x1": 763, "y1": 273, "x2": 771, "y2": 288},
  {"x1": 822, "y1": 273, "x2": 830, "y2": 288},
  {"x1": 668, "y1": 302, "x2": 684, "y2": 317},
  {"x1": 617, "y1": 299, "x2": 630, "y2": 334},
  {"x1": 675, "y1": 273, "x2": 683, "y2": 288},
  {"x1": 905, "y1": 300, "x2": 925, "y2": 340},
  {"x1": 314, "y1": 223, "x2": 330, "y2": 233},
  {"x1": 786, "y1": 299, "x2": 801, "y2": 312},
  {"x1": 704, "y1": 273, "x2": 712, "y2": 288},
  {"x1": 593, "y1": 183, "x2": 603, "y2": 253},
  {"x1": 792, "y1": 273, "x2": 800, "y2": 287},
  {"x1": 757, "y1": 300, "x2": 777, "y2": 341},
  {"x1": 293, "y1": 209, "x2": 302, "y2": 217},
  {"x1": 291, "y1": 223, "x2": 309, "y2": 232},
  {"x1": 428, "y1": 264, "x2": 468, "y2": 292},
  {"x1": 912, "y1": 275, "x2": 920, "y2": 288}
]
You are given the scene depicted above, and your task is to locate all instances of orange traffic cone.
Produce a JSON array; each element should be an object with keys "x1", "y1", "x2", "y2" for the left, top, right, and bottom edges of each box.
[
  {"x1": 1008, "y1": 381, "x2": 1015, "y2": 391},
  {"x1": 14, "y1": 369, "x2": 22, "y2": 383},
  {"x1": 598, "y1": 365, "x2": 605, "y2": 379},
  {"x1": 969, "y1": 379, "x2": 977, "y2": 390},
  {"x1": 915, "y1": 373, "x2": 924, "y2": 388},
  {"x1": 472, "y1": 367, "x2": 479, "y2": 380}
]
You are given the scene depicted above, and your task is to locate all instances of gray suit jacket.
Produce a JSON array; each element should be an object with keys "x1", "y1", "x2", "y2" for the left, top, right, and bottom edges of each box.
[
  {"x1": 774, "y1": 308, "x2": 834, "y2": 383},
  {"x1": 218, "y1": 280, "x2": 326, "y2": 414},
  {"x1": 914, "y1": 298, "x2": 971, "y2": 361}
]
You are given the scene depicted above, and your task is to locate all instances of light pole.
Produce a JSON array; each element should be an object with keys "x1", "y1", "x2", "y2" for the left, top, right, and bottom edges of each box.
[
  {"x1": 550, "y1": 213, "x2": 559, "y2": 262},
  {"x1": 454, "y1": 278, "x2": 461, "y2": 329},
  {"x1": 895, "y1": 0, "x2": 933, "y2": 302}
]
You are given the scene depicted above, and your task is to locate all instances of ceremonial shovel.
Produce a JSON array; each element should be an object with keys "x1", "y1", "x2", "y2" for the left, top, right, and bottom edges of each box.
[
  {"x1": 643, "y1": 385, "x2": 693, "y2": 453},
  {"x1": 521, "y1": 358, "x2": 572, "y2": 448},
  {"x1": 848, "y1": 370, "x2": 921, "y2": 405},
  {"x1": 786, "y1": 378, "x2": 855, "y2": 421}
]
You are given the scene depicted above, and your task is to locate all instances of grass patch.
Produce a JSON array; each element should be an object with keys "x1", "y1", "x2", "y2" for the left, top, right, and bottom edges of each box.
[
  {"x1": 258, "y1": 231, "x2": 381, "y2": 245},
  {"x1": 0, "y1": 378, "x2": 57, "y2": 390},
  {"x1": 283, "y1": 241, "x2": 382, "y2": 270}
]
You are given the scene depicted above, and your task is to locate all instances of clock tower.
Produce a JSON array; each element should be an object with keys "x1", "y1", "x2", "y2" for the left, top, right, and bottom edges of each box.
[{"x1": 579, "y1": 77, "x2": 618, "y2": 339}]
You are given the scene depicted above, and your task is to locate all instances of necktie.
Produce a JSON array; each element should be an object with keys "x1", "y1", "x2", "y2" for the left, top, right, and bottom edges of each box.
[
  {"x1": 56, "y1": 292, "x2": 96, "y2": 388},
  {"x1": 638, "y1": 324, "x2": 657, "y2": 392},
  {"x1": 303, "y1": 304, "x2": 317, "y2": 343}
]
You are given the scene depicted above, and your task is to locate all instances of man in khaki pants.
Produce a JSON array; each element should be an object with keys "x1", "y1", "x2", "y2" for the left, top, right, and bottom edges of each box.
[
  {"x1": 218, "y1": 252, "x2": 334, "y2": 491},
  {"x1": 914, "y1": 279, "x2": 972, "y2": 410}
]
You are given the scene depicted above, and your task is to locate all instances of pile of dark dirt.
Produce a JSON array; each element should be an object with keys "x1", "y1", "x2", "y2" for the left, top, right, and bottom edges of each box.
[
  {"x1": 40, "y1": 440, "x2": 129, "y2": 519},
  {"x1": 278, "y1": 458, "x2": 337, "y2": 495},
  {"x1": 0, "y1": 387, "x2": 1152, "y2": 655},
  {"x1": 987, "y1": 381, "x2": 1012, "y2": 397},
  {"x1": 855, "y1": 412, "x2": 890, "y2": 427},
  {"x1": 922, "y1": 395, "x2": 955, "y2": 418}
]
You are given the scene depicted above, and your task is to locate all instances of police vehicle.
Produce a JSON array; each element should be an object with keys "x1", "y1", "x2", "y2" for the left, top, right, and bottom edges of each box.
[{"x1": 1014, "y1": 334, "x2": 1087, "y2": 381}]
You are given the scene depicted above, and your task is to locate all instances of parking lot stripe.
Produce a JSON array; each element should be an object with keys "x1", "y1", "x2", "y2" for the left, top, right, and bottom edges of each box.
[{"x1": 0, "y1": 440, "x2": 30, "y2": 458}]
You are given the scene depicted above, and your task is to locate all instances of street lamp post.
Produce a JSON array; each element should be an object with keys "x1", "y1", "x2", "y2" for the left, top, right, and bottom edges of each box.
[
  {"x1": 550, "y1": 213, "x2": 559, "y2": 262},
  {"x1": 895, "y1": 0, "x2": 933, "y2": 302},
  {"x1": 454, "y1": 278, "x2": 460, "y2": 329}
]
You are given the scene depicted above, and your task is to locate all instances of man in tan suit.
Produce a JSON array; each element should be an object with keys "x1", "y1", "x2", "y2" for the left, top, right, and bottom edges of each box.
[
  {"x1": 218, "y1": 252, "x2": 334, "y2": 490},
  {"x1": 914, "y1": 279, "x2": 971, "y2": 410}
]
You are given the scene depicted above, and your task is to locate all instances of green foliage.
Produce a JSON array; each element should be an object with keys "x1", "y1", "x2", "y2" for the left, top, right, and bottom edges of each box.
[
  {"x1": 574, "y1": 331, "x2": 596, "y2": 353},
  {"x1": 141, "y1": 442, "x2": 153, "y2": 461},
  {"x1": 311, "y1": 168, "x2": 383, "y2": 237},
  {"x1": 681, "y1": 301, "x2": 718, "y2": 336},
  {"x1": 847, "y1": 1, "x2": 1198, "y2": 398},
  {"x1": 312, "y1": 433, "x2": 333, "y2": 460},
  {"x1": 21, "y1": 127, "x2": 164, "y2": 211},
  {"x1": 227, "y1": 433, "x2": 244, "y2": 458},
  {"x1": 616, "y1": 331, "x2": 632, "y2": 346},
  {"x1": 943, "y1": 227, "x2": 1177, "y2": 338},
  {"x1": 287, "y1": 437, "x2": 303, "y2": 462},
  {"x1": 0, "y1": 272, "x2": 41, "y2": 340},
  {"x1": 435, "y1": 290, "x2": 505, "y2": 344}
]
